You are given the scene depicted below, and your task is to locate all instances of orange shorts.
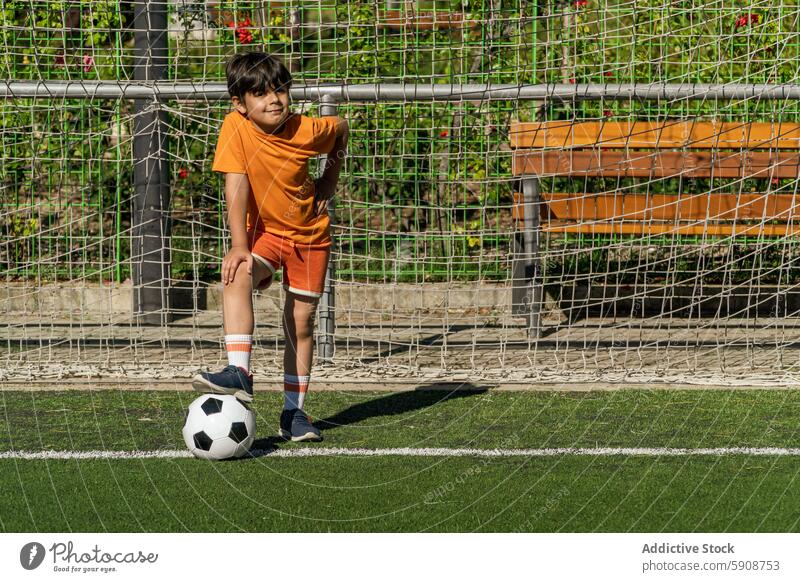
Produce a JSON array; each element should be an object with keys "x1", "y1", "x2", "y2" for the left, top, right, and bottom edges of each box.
[{"x1": 248, "y1": 230, "x2": 331, "y2": 298}]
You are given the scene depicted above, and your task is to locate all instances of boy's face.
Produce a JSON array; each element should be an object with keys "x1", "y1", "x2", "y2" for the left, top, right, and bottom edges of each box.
[{"x1": 232, "y1": 86, "x2": 291, "y2": 134}]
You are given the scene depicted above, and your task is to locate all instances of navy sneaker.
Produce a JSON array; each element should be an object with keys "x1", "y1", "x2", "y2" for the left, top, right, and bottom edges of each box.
[
  {"x1": 192, "y1": 365, "x2": 253, "y2": 403},
  {"x1": 279, "y1": 409, "x2": 322, "y2": 442}
]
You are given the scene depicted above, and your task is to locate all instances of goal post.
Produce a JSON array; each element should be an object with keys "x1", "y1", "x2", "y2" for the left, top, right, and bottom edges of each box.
[
  {"x1": 5, "y1": 78, "x2": 800, "y2": 386},
  {"x1": 132, "y1": 0, "x2": 171, "y2": 325}
]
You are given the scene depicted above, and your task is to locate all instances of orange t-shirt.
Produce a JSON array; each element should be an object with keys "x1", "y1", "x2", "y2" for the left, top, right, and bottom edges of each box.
[{"x1": 211, "y1": 110, "x2": 339, "y2": 245}]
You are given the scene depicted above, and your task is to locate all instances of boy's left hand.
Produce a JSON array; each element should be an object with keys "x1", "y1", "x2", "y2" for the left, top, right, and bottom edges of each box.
[{"x1": 313, "y1": 178, "x2": 335, "y2": 216}]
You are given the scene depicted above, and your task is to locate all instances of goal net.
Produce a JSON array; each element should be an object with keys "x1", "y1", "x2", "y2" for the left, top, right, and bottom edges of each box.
[{"x1": 3, "y1": 0, "x2": 800, "y2": 387}]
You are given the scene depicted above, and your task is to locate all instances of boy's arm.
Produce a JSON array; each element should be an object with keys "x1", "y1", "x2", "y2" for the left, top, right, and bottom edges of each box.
[
  {"x1": 222, "y1": 172, "x2": 252, "y2": 285},
  {"x1": 313, "y1": 117, "x2": 349, "y2": 216}
]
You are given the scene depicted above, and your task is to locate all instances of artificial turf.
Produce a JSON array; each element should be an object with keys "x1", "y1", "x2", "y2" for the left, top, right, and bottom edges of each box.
[{"x1": 1, "y1": 388, "x2": 800, "y2": 532}]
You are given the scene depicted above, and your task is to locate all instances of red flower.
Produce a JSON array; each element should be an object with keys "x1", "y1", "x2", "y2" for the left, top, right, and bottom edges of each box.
[
  {"x1": 603, "y1": 109, "x2": 613, "y2": 118},
  {"x1": 735, "y1": 13, "x2": 760, "y2": 28},
  {"x1": 568, "y1": 78, "x2": 576, "y2": 84},
  {"x1": 229, "y1": 17, "x2": 254, "y2": 44},
  {"x1": 604, "y1": 71, "x2": 613, "y2": 77},
  {"x1": 439, "y1": 130, "x2": 449, "y2": 138},
  {"x1": 54, "y1": 54, "x2": 65, "y2": 67},
  {"x1": 574, "y1": 0, "x2": 588, "y2": 7},
  {"x1": 178, "y1": 168, "x2": 189, "y2": 180}
]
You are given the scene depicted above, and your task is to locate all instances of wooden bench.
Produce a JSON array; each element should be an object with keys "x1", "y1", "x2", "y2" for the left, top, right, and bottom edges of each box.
[{"x1": 509, "y1": 120, "x2": 800, "y2": 334}]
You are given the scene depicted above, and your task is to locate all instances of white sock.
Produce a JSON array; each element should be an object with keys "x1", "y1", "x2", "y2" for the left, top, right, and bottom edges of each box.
[
  {"x1": 283, "y1": 374, "x2": 309, "y2": 410},
  {"x1": 225, "y1": 334, "x2": 252, "y2": 373}
]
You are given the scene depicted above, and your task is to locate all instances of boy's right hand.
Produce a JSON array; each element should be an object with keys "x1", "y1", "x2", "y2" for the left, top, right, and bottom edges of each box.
[{"x1": 222, "y1": 246, "x2": 252, "y2": 285}]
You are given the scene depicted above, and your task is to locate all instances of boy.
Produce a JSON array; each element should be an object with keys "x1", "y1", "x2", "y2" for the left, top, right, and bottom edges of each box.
[{"x1": 193, "y1": 52, "x2": 348, "y2": 442}]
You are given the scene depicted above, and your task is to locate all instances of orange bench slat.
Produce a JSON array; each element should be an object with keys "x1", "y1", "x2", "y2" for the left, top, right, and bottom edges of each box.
[{"x1": 510, "y1": 121, "x2": 800, "y2": 150}]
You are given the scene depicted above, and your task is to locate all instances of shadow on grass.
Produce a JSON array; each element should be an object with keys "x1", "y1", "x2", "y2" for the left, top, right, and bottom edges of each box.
[
  {"x1": 246, "y1": 382, "x2": 487, "y2": 457},
  {"x1": 314, "y1": 382, "x2": 488, "y2": 433}
]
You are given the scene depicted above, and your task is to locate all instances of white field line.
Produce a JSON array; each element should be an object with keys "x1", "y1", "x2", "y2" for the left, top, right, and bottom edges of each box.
[{"x1": 2, "y1": 447, "x2": 800, "y2": 460}]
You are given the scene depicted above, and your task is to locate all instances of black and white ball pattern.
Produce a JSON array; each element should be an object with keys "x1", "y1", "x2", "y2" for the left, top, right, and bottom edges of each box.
[{"x1": 182, "y1": 394, "x2": 256, "y2": 460}]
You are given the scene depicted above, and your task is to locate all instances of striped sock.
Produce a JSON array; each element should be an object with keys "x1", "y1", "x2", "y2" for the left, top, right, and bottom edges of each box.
[
  {"x1": 283, "y1": 374, "x2": 310, "y2": 410},
  {"x1": 225, "y1": 334, "x2": 252, "y2": 373}
]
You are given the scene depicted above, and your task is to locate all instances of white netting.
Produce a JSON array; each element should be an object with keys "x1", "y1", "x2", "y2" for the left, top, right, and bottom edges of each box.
[{"x1": 4, "y1": 1, "x2": 800, "y2": 386}]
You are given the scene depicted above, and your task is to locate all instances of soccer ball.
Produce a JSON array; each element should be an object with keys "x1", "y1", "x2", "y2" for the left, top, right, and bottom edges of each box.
[{"x1": 182, "y1": 394, "x2": 256, "y2": 460}]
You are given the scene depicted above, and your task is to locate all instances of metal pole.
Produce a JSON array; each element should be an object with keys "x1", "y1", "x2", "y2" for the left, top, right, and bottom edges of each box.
[
  {"x1": 8, "y1": 82, "x2": 800, "y2": 101},
  {"x1": 317, "y1": 95, "x2": 338, "y2": 362},
  {"x1": 132, "y1": 1, "x2": 170, "y2": 325},
  {"x1": 522, "y1": 177, "x2": 542, "y2": 337}
]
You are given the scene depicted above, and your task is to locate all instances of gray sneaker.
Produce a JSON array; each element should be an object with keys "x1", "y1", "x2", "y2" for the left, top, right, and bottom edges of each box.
[
  {"x1": 192, "y1": 365, "x2": 254, "y2": 403},
  {"x1": 279, "y1": 408, "x2": 322, "y2": 442}
]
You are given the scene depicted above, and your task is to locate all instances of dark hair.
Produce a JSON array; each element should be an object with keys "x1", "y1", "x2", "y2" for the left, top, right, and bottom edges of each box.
[{"x1": 226, "y1": 52, "x2": 292, "y2": 101}]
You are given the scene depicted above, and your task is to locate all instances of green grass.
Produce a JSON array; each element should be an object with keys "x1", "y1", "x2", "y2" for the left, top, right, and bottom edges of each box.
[{"x1": 1, "y1": 389, "x2": 800, "y2": 532}]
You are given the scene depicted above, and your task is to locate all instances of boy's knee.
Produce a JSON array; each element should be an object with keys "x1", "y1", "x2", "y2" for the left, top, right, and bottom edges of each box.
[
  {"x1": 224, "y1": 262, "x2": 252, "y2": 287},
  {"x1": 294, "y1": 316, "x2": 315, "y2": 338}
]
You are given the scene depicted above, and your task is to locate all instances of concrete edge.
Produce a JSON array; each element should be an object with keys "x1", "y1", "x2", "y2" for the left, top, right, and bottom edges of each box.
[{"x1": 0, "y1": 380, "x2": 794, "y2": 392}]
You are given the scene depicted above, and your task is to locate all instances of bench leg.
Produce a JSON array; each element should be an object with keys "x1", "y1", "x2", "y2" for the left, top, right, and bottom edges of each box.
[{"x1": 511, "y1": 177, "x2": 543, "y2": 337}]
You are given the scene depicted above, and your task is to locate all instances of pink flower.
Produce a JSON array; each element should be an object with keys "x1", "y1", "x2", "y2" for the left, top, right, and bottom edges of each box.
[
  {"x1": 82, "y1": 54, "x2": 94, "y2": 72},
  {"x1": 772, "y1": 177, "x2": 780, "y2": 185}
]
